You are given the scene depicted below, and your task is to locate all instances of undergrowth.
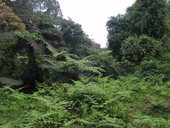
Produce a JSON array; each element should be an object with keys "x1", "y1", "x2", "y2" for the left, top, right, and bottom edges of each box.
[{"x1": 0, "y1": 76, "x2": 170, "y2": 128}]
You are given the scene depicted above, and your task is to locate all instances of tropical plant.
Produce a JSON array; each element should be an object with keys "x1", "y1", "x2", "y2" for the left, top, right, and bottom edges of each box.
[{"x1": 121, "y1": 35, "x2": 162, "y2": 63}]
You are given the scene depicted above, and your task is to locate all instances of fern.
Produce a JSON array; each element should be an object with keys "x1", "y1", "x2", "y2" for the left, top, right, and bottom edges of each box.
[
  {"x1": 0, "y1": 77, "x2": 23, "y2": 86},
  {"x1": 65, "y1": 118, "x2": 94, "y2": 127},
  {"x1": 66, "y1": 55, "x2": 104, "y2": 75},
  {"x1": 37, "y1": 49, "x2": 104, "y2": 83},
  {"x1": 98, "y1": 116, "x2": 125, "y2": 128},
  {"x1": 0, "y1": 75, "x2": 170, "y2": 128},
  {"x1": 0, "y1": 32, "x2": 15, "y2": 42},
  {"x1": 132, "y1": 115, "x2": 170, "y2": 128}
]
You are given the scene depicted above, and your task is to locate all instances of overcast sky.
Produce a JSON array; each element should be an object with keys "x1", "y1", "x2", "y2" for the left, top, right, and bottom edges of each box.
[{"x1": 58, "y1": 0, "x2": 135, "y2": 47}]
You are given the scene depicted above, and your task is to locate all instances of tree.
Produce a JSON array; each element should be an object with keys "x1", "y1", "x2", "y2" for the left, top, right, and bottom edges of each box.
[
  {"x1": 107, "y1": 15, "x2": 130, "y2": 56},
  {"x1": 3, "y1": 0, "x2": 62, "y2": 29},
  {"x1": 126, "y1": 0, "x2": 167, "y2": 39},
  {"x1": 60, "y1": 19, "x2": 100, "y2": 57},
  {"x1": 0, "y1": 0, "x2": 25, "y2": 32},
  {"x1": 107, "y1": 0, "x2": 167, "y2": 59},
  {"x1": 32, "y1": 0, "x2": 62, "y2": 18}
]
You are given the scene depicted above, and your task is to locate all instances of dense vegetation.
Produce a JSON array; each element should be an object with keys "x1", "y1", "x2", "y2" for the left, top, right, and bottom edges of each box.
[{"x1": 0, "y1": 0, "x2": 170, "y2": 127}]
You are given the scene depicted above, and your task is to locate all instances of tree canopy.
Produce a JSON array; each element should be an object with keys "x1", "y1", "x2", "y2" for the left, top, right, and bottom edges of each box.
[
  {"x1": 107, "y1": 0, "x2": 167, "y2": 61},
  {"x1": 0, "y1": 0, "x2": 25, "y2": 32}
]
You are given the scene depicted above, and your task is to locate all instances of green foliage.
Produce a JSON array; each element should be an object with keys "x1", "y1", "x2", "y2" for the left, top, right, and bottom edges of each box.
[
  {"x1": 135, "y1": 58, "x2": 170, "y2": 82},
  {"x1": 121, "y1": 35, "x2": 162, "y2": 63},
  {"x1": 60, "y1": 19, "x2": 100, "y2": 57},
  {"x1": 0, "y1": 31, "x2": 47, "y2": 92},
  {"x1": 84, "y1": 50, "x2": 118, "y2": 77},
  {"x1": 164, "y1": 1, "x2": 170, "y2": 51},
  {"x1": 126, "y1": 0, "x2": 167, "y2": 39},
  {"x1": 0, "y1": 76, "x2": 170, "y2": 127},
  {"x1": 107, "y1": 15, "x2": 130, "y2": 56},
  {"x1": 107, "y1": 0, "x2": 167, "y2": 59},
  {"x1": 4, "y1": 0, "x2": 99, "y2": 57},
  {"x1": 0, "y1": 30, "x2": 101, "y2": 90},
  {"x1": 0, "y1": 77, "x2": 23, "y2": 86},
  {"x1": 5, "y1": 0, "x2": 62, "y2": 20},
  {"x1": 32, "y1": 0, "x2": 63, "y2": 18},
  {"x1": 38, "y1": 50, "x2": 103, "y2": 83},
  {"x1": 0, "y1": 0, "x2": 170, "y2": 128},
  {"x1": 112, "y1": 60, "x2": 136, "y2": 76}
]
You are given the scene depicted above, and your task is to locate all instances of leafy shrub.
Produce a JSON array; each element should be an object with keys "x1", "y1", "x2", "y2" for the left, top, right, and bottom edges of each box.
[
  {"x1": 121, "y1": 35, "x2": 162, "y2": 63},
  {"x1": 113, "y1": 60, "x2": 136, "y2": 76},
  {"x1": 135, "y1": 58, "x2": 170, "y2": 82}
]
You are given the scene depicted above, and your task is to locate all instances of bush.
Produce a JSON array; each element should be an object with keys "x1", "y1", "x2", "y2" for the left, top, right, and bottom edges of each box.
[
  {"x1": 121, "y1": 35, "x2": 162, "y2": 63},
  {"x1": 135, "y1": 58, "x2": 170, "y2": 82}
]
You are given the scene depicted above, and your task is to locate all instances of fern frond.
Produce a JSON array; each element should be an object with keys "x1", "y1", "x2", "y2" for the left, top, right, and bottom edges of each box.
[
  {"x1": 0, "y1": 77, "x2": 23, "y2": 86},
  {"x1": 65, "y1": 118, "x2": 94, "y2": 126},
  {"x1": 0, "y1": 32, "x2": 15, "y2": 42}
]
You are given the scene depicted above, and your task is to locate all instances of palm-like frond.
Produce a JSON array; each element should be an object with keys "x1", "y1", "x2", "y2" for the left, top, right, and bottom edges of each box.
[{"x1": 0, "y1": 77, "x2": 23, "y2": 86}]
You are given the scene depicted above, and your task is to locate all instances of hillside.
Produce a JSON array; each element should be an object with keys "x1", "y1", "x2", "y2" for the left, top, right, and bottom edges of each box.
[{"x1": 0, "y1": 0, "x2": 170, "y2": 128}]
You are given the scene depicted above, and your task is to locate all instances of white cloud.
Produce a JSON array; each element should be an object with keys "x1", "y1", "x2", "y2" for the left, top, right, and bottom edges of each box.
[{"x1": 58, "y1": 0, "x2": 135, "y2": 48}]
